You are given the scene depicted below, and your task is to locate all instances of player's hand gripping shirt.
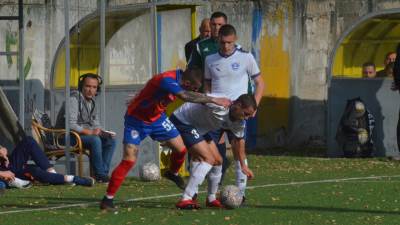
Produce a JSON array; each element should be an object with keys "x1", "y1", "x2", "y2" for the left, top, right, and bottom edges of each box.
[
  {"x1": 204, "y1": 49, "x2": 260, "y2": 100},
  {"x1": 126, "y1": 70, "x2": 183, "y2": 123},
  {"x1": 173, "y1": 102, "x2": 245, "y2": 138}
]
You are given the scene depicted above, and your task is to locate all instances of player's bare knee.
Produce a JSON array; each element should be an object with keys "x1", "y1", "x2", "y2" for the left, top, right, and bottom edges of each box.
[
  {"x1": 191, "y1": 154, "x2": 203, "y2": 162},
  {"x1": 214, "y1": 155, "x2": 223, "y2": 165},
  {"x1": 204, "y1": 156, "x2": 215, "y2": 165},
  {"x1": 123, "y1": 144, "x2": 138, "y2": 160}
]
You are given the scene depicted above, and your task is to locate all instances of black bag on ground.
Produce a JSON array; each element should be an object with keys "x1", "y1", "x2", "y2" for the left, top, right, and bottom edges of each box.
[{"x1": 336, "y1": 97, "x2": 375, "y2": 157}]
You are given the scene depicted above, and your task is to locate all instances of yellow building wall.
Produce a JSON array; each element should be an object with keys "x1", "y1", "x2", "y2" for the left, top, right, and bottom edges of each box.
[
  {"x1": 54, "y1": 46, "x2": 100, "y2": 88},
  {"x1": 332, "y1": 19, "x2": 400, "y2": 77},
  {"x1": 257, "y1": 12, "x2": 291, "y2": 136}
]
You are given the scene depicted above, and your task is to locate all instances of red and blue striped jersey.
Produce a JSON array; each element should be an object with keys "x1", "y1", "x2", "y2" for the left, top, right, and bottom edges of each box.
[{"x1": 126, "y1": 70, "x2": 183, "y2": 123}]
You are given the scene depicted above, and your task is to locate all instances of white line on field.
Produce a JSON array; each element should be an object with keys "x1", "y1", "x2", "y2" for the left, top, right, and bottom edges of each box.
[
  {"x1": 1, "y1": 174, "x2": 400, "y2": 215},
  {"x1": 245, "y1": 175, "x2": 400, "y2": 190}
]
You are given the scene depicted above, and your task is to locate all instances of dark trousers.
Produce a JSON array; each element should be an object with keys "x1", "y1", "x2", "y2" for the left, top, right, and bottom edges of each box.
[{"x1": 8, "y1": 136, "x2": 64, "y2": 184}]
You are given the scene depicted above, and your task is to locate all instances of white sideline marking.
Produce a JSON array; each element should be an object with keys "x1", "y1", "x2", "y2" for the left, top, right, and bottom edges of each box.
[{"x1": 1, "y1": 174, "x2": 400, "y2": 215}]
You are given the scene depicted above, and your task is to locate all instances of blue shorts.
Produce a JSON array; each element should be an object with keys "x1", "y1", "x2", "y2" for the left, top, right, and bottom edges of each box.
[
  {"x1": 169, "y1": 114, "x2": 212, "y2": 148},
  {"x1": 123, "y1": 114, "x2": 180, "y2": 145}
]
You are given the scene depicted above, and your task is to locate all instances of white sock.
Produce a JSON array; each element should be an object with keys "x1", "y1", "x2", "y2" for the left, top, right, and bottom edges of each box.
[
  {"x1": 182, "y1": 161, "x2": 212, "y2": 200},
  {"x1": 235, "y1": 159, "x2": 248, "y2": 197},
  {"x1": 207, "y1": 165, "x2": 222, "y2": 202},
  {"x1": 189, "y1": 161, "x2": 200, "y2": 195},
  {"x1": 47, "y1": 168, "x2": 57, "y2": 174},
  {"x1": 65, "y1": 175, "x2": 74, "y2": 183},
  {"x1": 106, "y1": 195, "x2": 114, "y2": 199}
]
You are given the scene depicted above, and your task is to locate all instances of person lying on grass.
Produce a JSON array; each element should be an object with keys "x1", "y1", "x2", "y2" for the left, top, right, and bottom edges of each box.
[{"x1": 0, "y1": 136, "x2": 94, "y2": 188}]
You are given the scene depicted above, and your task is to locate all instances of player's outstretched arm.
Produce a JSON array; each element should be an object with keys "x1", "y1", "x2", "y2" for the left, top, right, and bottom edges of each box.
[
  {"x1": 253, "y1": 75, "x2": 265, "y2": 107},
  {"x1": 231, "y1": 138, "x2": 254, "y2": 179},
  {"x1": 176, "y1": 91, "x2": 231, "y2": 107}
]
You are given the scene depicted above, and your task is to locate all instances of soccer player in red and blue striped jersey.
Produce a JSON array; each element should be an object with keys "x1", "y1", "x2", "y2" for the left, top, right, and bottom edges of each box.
[{"x1": 100, "y1": 67, "x2": 231, "y2": 211}]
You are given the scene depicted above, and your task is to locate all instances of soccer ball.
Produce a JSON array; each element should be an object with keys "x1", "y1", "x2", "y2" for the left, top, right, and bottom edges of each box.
[
  {"x1": 220, "y1": 185, "x2": 243, "y2": 209},
  {"x1": 358, "y1": 128, "x2": 369, "y2": 145},
  {"x1": 140, "y1": 162, "x2": 161, "y2": 181},
  {"x1": 354, "y1": 101, "x2": 365, "y2": 118}
]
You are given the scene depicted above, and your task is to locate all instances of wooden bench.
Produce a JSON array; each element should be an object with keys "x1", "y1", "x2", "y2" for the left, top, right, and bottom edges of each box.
[{"x1": 31, "y1": 111, "x2": 90, "y2": 177}]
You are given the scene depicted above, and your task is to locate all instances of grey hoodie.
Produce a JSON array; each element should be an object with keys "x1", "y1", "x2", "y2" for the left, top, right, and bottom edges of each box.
[{"x1": 56, "y1": 91, "x2": 101, "y2": 132}]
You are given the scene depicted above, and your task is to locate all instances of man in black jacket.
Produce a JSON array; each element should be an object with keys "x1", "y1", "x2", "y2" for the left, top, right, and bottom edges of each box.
[
  {"x1": 392, "y1": 44, "x2": 400, "y2": 159},
  {"x1": 184, "y1": 18, "x2": 211, "y2": 62}
]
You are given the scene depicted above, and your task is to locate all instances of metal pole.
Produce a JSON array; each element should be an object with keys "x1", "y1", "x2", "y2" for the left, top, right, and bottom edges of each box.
[
  {"x1": 100, "y1": 0, "x2": 106, "y2": 127},
  {"x1": 64, "y1": 0, "x2": 71, "y2": 174},
  {"x1": 18, "y1": 0, "x2": 24, "y2": 129},
  {"x1": 150, "y1": 0, "x2": 158, "y2": 74}
]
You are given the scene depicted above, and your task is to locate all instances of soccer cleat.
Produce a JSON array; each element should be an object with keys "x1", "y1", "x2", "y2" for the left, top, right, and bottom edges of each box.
[
  {"x1": 164, "y1": 171, "x2": 185, "y2": 190},
  {"x1": 192, "y1": 193, "x2": 198, "y2": 202},
  {"x1": 100, "y1": 196, "x2": 117, "y2": 211},
  {"x1": 206, "y1": 199, "x2": 224, "y2": 208},
  {"x1": 8, "y1": 178, "x2": 32, "y2": 189},
  {"x1": 73, "y1": 176, "x2": 95, "y2": 187},
  {"x1": 176, "y1": 199, "x2": 200, "y2": 210},
  {"x1": 241, "y1": 196, "x2": 246, "y2": 206}
]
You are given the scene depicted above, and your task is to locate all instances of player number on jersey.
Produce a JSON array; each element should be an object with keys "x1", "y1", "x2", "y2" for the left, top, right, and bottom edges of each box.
[
  {"x1": 162, "y1": 119, "x2": 174, "y2": 131},
  {"x1": 191, "y1": 129, "x2": 200, "y2": 139}
]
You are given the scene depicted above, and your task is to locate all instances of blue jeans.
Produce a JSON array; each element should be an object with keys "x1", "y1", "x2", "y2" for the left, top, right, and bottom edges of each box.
[{"x1": 80, "y1": 135, "x2": 116, "y2": 177}]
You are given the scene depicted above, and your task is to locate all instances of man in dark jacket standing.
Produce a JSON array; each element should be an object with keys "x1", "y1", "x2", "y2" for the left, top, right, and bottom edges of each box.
[
  {"x1": 184, "y1": 18, "x2": 211, "y2": 62},
  {"x1": 392, "y1": 44, "x2": 400, "y2": 159}
]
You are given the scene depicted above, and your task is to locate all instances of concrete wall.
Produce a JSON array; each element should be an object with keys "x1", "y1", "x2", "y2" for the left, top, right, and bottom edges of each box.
[
  {"x1": 205, "y1": 0, "x2": 400, "y2": 151},
  {"x1": 290, "y1": 0, "x2": 400, "y2": 149}
]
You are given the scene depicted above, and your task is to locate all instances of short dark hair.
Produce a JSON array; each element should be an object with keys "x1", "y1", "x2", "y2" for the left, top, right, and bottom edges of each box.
[
  {"x1": 386, "y1": 51, "x2": 396, "y2": 59},
  {"x1": 362, "y1": 62, "x2": 375, "y2": 68},
  {"x1": 211, "y1": 11, "x2": 227, "y2": 22},
  {"x1": 236, "y1": 94, "x2": 257, "y2": 110},
  {"x1": 219, "y1": 24, "x2": 236, "y2": 37},
  {"x1": 78, "y1": 73, "x2": 103, "y2": 92},
  {"x1": 182, "y1": 66, "x2": 203, "y2": 84}
]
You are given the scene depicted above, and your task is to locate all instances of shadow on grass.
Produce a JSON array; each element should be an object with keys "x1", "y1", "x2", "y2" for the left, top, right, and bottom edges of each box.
[
  {"x1": 0, "y1": 198, "x2": 177, "y2": 211},
  {"x1": 247, "y1": 147, "x2": 327, "y2": 157},
  {"x1": 115, "y1": 200, "x2": 177, "y2": 210},
  {"x1": 13, "y1": 196, "x2": 98, "y2": 202},
  {"x1": 246, "y1": 204, "x2": 400, "y2": 215}
]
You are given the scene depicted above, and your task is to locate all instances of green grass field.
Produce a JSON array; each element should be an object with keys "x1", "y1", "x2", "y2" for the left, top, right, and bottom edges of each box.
[{"x1": 2, "y1": 154, "x2": 400, "y2": 225}]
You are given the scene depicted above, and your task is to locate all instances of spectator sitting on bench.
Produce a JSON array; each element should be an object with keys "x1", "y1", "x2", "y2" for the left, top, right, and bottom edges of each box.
[{"x1": 56, "y1": 73, "x2": 116, "y2": 183}]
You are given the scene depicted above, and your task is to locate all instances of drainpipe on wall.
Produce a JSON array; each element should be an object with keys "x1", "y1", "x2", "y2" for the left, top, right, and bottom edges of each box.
[
  {"x1": 64, "y1": 0, "x2": 71, "y2": 174},
  {"x1": 100, "y1": 0, "x2": 106, "y2": 128}
]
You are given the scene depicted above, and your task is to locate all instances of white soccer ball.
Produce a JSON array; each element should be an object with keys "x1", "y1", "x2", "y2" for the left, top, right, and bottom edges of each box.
[
  {"x1": 358, "y1": 128, "x2": 369, "y2": 145},
  {"x1": 354, "y1": 101, "x2": 366, "y2": 118},
  {"x1": 140, "y1": 162, "x2": 161, "y2": 181},
  {"x1": 220, "y1": 185, "x2": 243, "y2": 209}
]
